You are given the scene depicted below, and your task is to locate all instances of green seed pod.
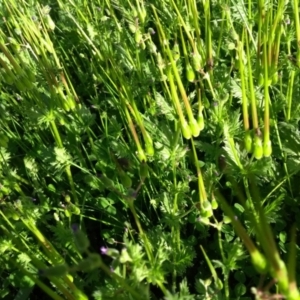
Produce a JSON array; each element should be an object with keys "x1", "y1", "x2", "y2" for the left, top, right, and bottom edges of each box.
[
  {"x1": 40, "y1": 264, "x2": 69, "y2": 277},
  {"x1": 75, "y1": 253, "x2": 102, "y2": 272},
  {"x1": 181, "y1": 119, "x2": 192, "y2": 139},
  {"x1": 201, "y1": 208, "x2": 213, "y2": 218},
  {"x1": 186, "y1": 63, "x2": 195, "y2": 82},
  {"x1": 192, "y1": 51, "x2": 202, "y2": 71},
  {"x1": 139, "y1": 161, "x2": 149, "y2": 178},
  {"x1": 119, "y1": 170, "x2": 132, "y2": 188},
  {"x1": 68, "y1": 203, "x2": 80, "y2": 215},
  {"x1": 263, "y1": 140, "x2": 272, "y2": 157},
  {"x1": 64, "y1": 209, "x2": 71, "y2": 218},
  {"x1": 223, "y1": 215, "x2": 231, "y2": 224},
  {"x1": 138, "y1": 8, "x2": 147, "y2": 24},
  {"x1": 11, "y1": 212, "x2": 20, "y2": 221},
  {"x1": 250, "y1": 250, "x2": 268, "y2": 274},
  {"x1": 197, "y1": 113, "x2": 204, "y2": 131},
  {"x1": 44, "y1": 15, "x2": 55, "y2": 31},
  {"x1": 72, "y1": 226, "x2": 90, "y2": 253},
  {"x1": 53, "y1": 212, "x2": 60, "y2": 221},
  {"x1": 59, "y1": 118, "x2": 65, "y2": 126},
  {"x1": 135, "y1": 30, "x2": 142, "y2": 44},
  {"x1": 73, "y1": 290, "x2": 88, "y2": 300},
  {"x1": 145, "y1": 143, "x2": 154, "y2": 156},
  {"x1": 65, "y1": 194, "x2": 71, "y2": 203},
  {"x1": 66, "y1": 95, "x2": 76, "y2": 111},
  {"x1": 203, "y1": 200, "x2": 212, "y2": 211},
  {"x1": 189, "y1": 118, "x2": 201, "y2": 137},
  {"x1": 211, "y1": 198, "x2": 218, "y2": 210},
  {"x1": 244, "y1": 131, "x2": 252, "y2": 153},
  {"x1": 148, "y1": 41, "x2": 157, "y2": 54},
  {"x1": 128, "y1": 23, "x2": 137, "y2": 33},
  {"x1": 215, "y1": 278, "x2": 223, "y2": 290},
  {"x1": 253, "y1": 135, "x2": 263, "y2": 160},
  {"x1": 137, "y1": 149, "x2": 147, "y2": 162},
  {"x1": 172, "y1": 43, "x2": 180, "y2": 61},
  {"x1": 67, "y1": 274, "x2": 73, "y2": 282},
  {"x1": 200, "y1": 217, "x2": 210, "y2": 225}
]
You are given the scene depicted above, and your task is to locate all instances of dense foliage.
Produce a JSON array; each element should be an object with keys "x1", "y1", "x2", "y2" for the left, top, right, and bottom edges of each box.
[{"x1": 0, "y1": 0, "x2": 300, "y2": 299}]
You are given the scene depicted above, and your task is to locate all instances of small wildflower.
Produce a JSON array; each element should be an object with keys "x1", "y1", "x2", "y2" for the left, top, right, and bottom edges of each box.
[
  {"x1": 148, "y1": 27, "x2": 155, "y2": 35},
  {"x1": 100, "y1": 246, "x2": 108, "y2": 255}
]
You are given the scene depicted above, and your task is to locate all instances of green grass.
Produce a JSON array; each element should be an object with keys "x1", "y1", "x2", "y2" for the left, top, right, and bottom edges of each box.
[{"x1": 0, "y1": 0, "x2": 300, "y2": 299}]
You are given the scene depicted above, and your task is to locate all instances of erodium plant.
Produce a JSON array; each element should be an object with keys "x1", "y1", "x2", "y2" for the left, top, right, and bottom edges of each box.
[{"x1": 0, "y1": 0, "x2": 300, "y2": 299}]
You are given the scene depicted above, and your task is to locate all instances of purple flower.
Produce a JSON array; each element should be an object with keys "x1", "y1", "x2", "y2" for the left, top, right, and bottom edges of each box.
[
  {"x1": 71, "y1": 224, "x2": 79, "y2": 233},
  {"x1": 100, "y1": 246, "x2": 108, "y2": 255}
]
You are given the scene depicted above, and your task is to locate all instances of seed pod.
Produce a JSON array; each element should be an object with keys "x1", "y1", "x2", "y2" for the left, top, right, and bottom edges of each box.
[
  {"x1": 44, "y1": 15, "x2": 55, "y2": 31},
  {"x1": 75, "y1": 253, "x2": 102, "y2": 272},
  {"x1": 67, "y1": 274, "x2": 73, "y2": 282},
  {"x1": 172, "y1": 43, "x2": 180, "y2": 61},
  {"x1": 119, "y1": 170, "x2": 132, "y2": 188},
  {"x1": 135, "y1": 30, "x2": 142, "y2": 44},
  {"x1": 223, "y1": 215, "x2": 231, "y2": 224},
  {"x1": 189, "y1": 118, "x2": 201, "y2": 137},
  {"x1": 66, "y1": 95, "x2": 76, "y2": 111},
  {"x1": 181, "y1": 119, "x2": 192, "y2": 139},
  {"x1": 72, "y1": 226, "x2": 90, "y2": 253},
  {"x1": 11, "y1": 212, "x2": 20, "y2": 221},
  {"x1": 39, "y1": 264, "x2": 69, "y2": 277},
  {"x1": 244, "y1": 131, "x2": 252, "y2": 153},
  {"x1": 215, "y1": 278, "x2": 223, "y2": 290},
  {"x1": 144, "y1": 132, "x2": 154, "y2": 156},
  {"x1": 250, "y1": 250, "x2": 268, "y2": 274},
  {"x1": 253, "y1": 135, "x2": 263, "y2": 160},
  {"x1": 137, "y1": 149, "x2": 147, "y2": 162},
  {"x1": 139, "y1": 161, "x2": 149, "y2": 178},
  {"x1": 138, "y1": 8, "x2": 147, "y2": 24},
  {"x1": 263, "y1": 140, "x2": 272, "y2": 157},
  {"x1": 211, "y1": 198, "x2": 218, "y2": 210},
  {"x1": 192, "y1": 51, "x2": 202, "y2": 71},
  {"x1": 53, "y1": 212, "x2": 60, "y2": 221},
  {"x1": 199, "y1": 217, "x2": 210, "y2": 225},
  {"x1": 197, "y1": 113, "x2": 204, "y2": 131},
  {"x1": 201, "y1": 208, "x2": 213, "y2": 218},
  {"x1": 186, "y1": 63, "x2": 195, "y2": 82},
  {"x1": 64, "y1": 209, "x2": 71, "y2": 217},
  {"x1": 68, "y1": 203, "x2": 80, "y2": 215},
  {"x1": 129, "y1": 23, "x2": 137, "y2": 33},
  {"x1": 65, "y1": 194, "x2": 71, "y2": 203}
]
